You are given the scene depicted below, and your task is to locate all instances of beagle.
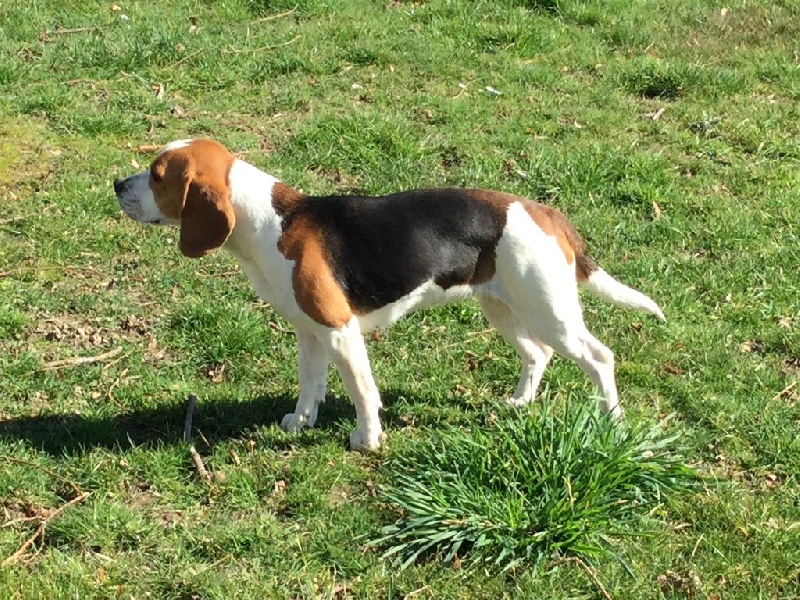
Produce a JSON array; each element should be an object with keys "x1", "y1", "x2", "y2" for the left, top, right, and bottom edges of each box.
[{"x1": 115, "y1": 139, "x2": 665, "y2": 452}]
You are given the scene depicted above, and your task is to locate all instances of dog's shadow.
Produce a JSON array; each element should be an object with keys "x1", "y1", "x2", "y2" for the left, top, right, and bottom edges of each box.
[
  {"x1": 0, "y1": 388, "x2": 470, "y2": 456},
  {"x1": 0, "y1": 393, "x2": 368, "y2": 456}
]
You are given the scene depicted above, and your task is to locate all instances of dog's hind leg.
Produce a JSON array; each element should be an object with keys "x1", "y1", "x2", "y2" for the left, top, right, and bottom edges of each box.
[
  {"x1": 281, "y1": 330, "x2": 330, "y2": 432},
  {"x1": 495, "y1": 203, "x2": 621, "y2": 417},
  {"x1": 479, "y1": 296, "x2": 553, "y2": 406}
]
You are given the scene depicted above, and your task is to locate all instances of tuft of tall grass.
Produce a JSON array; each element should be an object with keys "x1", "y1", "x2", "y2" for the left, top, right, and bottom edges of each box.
[{"x1": 375, "y1": 398, "x2": 698, "y2": 572}]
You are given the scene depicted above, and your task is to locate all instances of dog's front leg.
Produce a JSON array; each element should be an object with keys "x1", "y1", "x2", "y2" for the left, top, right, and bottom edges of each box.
[
  {"x1": 281, "y1": 330, "x2": 330, "y2": 433},
  {"x1": 325, "y1": 318, "x2": 383, "y2": 453}
]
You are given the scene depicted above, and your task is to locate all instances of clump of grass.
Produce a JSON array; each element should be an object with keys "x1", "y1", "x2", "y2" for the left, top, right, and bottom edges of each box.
[
  {"x1": 375, "y1": 398, "x2": 698, "y2": 572},
  {"x1": 619, "y1": 58, "x2": 698, "y2": 99}
]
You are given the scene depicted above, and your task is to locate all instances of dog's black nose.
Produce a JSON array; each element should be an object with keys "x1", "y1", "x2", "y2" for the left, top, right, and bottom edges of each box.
[{"x1": 113, "y1": 178, "x2": 124, "y2": 195}]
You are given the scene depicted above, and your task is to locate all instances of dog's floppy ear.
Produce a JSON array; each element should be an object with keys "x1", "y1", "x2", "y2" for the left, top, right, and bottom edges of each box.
[{"x1": 179, "y1": 171, "x2": 236, "y2": 258}]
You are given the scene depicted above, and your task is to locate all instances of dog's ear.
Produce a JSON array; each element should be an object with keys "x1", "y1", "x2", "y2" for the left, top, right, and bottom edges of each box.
[
  {"x1": 151, "y1": 151, "x2": 193, "y2": 220},
  {"x1": 179, "y1": 171, "x2": 236, "y2": 258}
]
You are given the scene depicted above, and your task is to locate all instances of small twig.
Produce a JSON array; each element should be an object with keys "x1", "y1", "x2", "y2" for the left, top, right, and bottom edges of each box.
[
  {"x1": 2, "y1": 515, "x2": 42, "y2": 528},
  {"x1": 2, "y1": 492, "x2": 89, "y2": 567},
  {"x1": 184, "y1": 393, "x2": 198, "y2": 443},
  {"x1": 46, "y1": 26, "x2": 101, "y2": 36},
  {"x1": 183, "y1": 394, "x2": 213, "y2": 483},
  {"x1": 196, "y1": 428, "x2": 212, "y2": 451},
  {"x1": 170, "y1": 48, "x2": 203, "y2": 68},
  {"x1": 222, "y1": 35, "x2": 301, "y2": 54},
  {"x1": 1, "y1": 458, "x2": 88, "y2": 566},
  {"x1": 547, "y1": 557, "x2": 613, "y2": 600},
  {"x1": 0, "y1": 456, "x2": 82, "y2": 497},
  {"x1": 104, "y1": 367, "x2": 128, "y2": 403},
  {"x1": 42, "y1": 347, "x2": 122, "y2": 371},
  {"x1": 403, "y1": 585, "x2": 431, "y2": 599},
  {"x1": 188, "y1": 446, "x2": 212, "y2": 483},
  {"x1": 254, "y1": 7, "x2": 297, "y2": 22}
]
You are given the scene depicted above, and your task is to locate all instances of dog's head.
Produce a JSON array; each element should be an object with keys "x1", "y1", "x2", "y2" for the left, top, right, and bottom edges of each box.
[{"x1": 114, "y1": 139, "x2": 236, "y2": 258}]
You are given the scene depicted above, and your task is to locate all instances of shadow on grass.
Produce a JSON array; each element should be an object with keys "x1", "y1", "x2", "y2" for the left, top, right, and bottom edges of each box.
[{"x1": 0, "y1": 392, "x2": 368, "y2": 456}]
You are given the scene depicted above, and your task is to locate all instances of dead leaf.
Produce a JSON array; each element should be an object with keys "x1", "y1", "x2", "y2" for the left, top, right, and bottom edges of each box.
[
  {"x1": 644, "y1": 107, "x2": 666, "y2": 120},
  {"x1": 663, "y1": 364, "x2": 684, "y2": 376},
  {"x1": 189, "y1": 16, "x2": 199, "y2": 34},
  {"x1": 151, "y1": 83, "x2": 164, "y2": 99},
  {"x1": 658, "y1": 570, "x2": 701, "y2": 597},
  {"x1": 206, "y1": 363, "x2": 226, "y2": 383},
  {"x1": 782, "y1": 357, "x2": 800, "y2": 376},
  {"x1": 652, "y1": 201, "x2": 662, "y2": 219},
  {"x1": 332, "y1": 583, "x2": 349, "y2": 600},
  {"x1": 740, "y1": 340, "x2": 763, "y2": 354}
]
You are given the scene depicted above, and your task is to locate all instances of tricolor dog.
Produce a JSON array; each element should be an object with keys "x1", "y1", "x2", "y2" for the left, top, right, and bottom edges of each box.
[{"x1": 114, "y1": 139, "x2": 665, "y2": 452}]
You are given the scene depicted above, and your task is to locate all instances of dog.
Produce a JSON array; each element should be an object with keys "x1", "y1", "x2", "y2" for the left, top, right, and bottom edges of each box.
[{"x1": 114, "y1": 138, "x2": 665, "y2": 452}]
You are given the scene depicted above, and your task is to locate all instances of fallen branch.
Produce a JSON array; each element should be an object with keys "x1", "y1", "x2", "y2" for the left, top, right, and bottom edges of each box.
[
  {"x1": 184, "y1": 394, "x2": 212, "y2": 483},
  {"x1": 42, "y1": 347, "x2": 122, "y2": 371},
  {"x1": 547, "y1": 557, "x2": 613, "y2": 600}
]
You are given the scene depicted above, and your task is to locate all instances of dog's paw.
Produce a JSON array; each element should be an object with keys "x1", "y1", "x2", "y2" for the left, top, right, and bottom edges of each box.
[
  {"x1": 281, "y1": 412, "x2": 311, "y2": 433},
  {"x1": 506, "y1": 395, "x2": 533, "y2": 408},
  {"x1": 349, "y1": 429, "x2": 384, "y2": 453}
]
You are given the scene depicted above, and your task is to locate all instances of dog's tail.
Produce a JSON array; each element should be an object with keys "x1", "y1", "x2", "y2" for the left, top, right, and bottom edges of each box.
[{"x1": 577, "y1": 254, "x2": 666, "y2": 321}]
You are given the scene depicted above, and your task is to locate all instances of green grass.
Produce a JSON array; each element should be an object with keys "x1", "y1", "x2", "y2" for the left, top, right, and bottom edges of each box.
[
  {"x1": 376, "y1": 400, "x2": 697, "y2": 572},
  {"x1": 1, "y1": 0, "x2": 799, "y2": 597}
]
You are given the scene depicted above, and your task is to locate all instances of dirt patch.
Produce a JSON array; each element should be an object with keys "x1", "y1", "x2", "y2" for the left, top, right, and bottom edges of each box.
[
  {"x1": 29, "y1": 310, "x2": 166, "y2": 363},
  {"x1": 0, "y1": 117, "x2": 59, "y2": 201}
]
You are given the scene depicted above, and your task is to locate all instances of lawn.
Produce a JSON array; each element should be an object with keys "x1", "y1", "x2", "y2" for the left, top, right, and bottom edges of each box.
[{"x1": 1, "y1": 0, "x2": 799, "y2": 597}]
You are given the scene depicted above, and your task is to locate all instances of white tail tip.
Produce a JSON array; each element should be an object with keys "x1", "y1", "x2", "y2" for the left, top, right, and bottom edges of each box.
[{"x1": 582, "y1": 269, "x2": 666, "y2": 321}]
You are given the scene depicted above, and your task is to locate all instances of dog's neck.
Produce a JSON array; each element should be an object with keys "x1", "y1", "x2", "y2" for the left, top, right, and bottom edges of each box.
[{"x1": 226, "y1": 159, "x2": 290, "y2": 255}]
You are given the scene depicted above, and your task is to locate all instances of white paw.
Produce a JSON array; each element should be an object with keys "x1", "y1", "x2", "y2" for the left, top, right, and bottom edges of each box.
[
  {"x1": 506, "y1": 395, "x2": 533, "y2": 408},
  {"x1": 349, "y1": 428, "x2": 384, "y2": 453},
  {"x1": 608, "y1": 404, "x2": 623, "y2": 421},
  {"x1": 281, "y1": 412, "x2": 311, "y2": 433}
]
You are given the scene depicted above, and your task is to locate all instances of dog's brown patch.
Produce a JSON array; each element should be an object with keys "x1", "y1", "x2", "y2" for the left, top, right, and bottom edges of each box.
[
  {"x1": 278, "y1": 214, "x2": 353, "y2": 329},
  {"x1": 150, "y1": 139, "x2": 236, "y2": 258},
  {"x1": 524, "y1": 203, "x2": 596, "y2": 281},
  {"x1": 272, "y1": 182, "x2": 306, "y2": 216},
  {"x1": 465, "y1": 189, "x2": 596, "y2": 282}
]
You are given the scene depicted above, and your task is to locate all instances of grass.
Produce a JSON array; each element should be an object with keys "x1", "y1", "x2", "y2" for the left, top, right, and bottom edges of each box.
[
  {"x1": 376, "y1": 400, "x2": 697, "y2": 572},
  {"x1": 0, "y1": 0, "x2": 799, "y2": 597}
]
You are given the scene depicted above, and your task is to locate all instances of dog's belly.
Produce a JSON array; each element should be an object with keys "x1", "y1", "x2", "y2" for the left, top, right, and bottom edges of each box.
[{"x1": 356, "y1": 280, "x2": 475, "y2": 332}]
